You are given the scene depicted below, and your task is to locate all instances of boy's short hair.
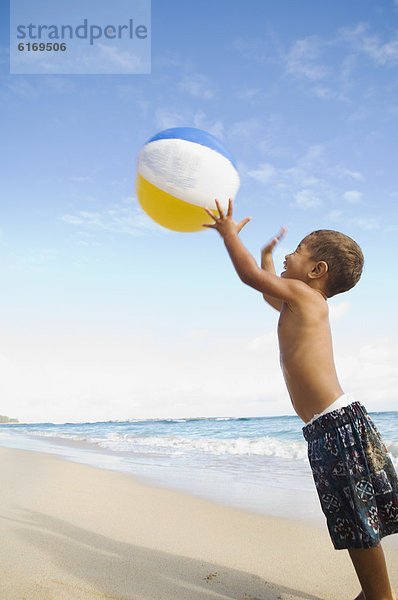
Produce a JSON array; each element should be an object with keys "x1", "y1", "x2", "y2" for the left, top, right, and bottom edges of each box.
[{"x1": 303, "y1": 230, "x2": 364, "y2": 298}]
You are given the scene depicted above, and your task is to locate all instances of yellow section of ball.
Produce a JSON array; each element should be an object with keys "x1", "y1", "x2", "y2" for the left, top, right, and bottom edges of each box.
[{"x1": 136, "y1": 174, "x2": 216, "y2": 232}]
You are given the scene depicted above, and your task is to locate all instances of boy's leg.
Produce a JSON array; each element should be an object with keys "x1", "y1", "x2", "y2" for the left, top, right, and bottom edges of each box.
[{"x1": 348, "y1": 545, "x2": 395, "y2": 600}]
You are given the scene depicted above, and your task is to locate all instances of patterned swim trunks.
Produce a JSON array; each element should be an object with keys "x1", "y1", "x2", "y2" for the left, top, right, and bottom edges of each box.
[{"x1": 302, "y1": 402, "x2": 398, "y2": 549}]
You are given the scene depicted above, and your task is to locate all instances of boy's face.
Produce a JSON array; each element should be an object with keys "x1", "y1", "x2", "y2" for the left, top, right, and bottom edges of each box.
[{"x1": 281, "y1": 241, "x2": 316, "y2": 281}]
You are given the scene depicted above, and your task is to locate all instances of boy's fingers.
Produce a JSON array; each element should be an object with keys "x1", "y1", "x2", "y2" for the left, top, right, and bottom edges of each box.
[
  {"x1": 237, "y1": 217, "x2": 251, "y2": 232},
  {"x1": 268, "y1": 227, "x2": 287, "y2": 246},
  {"x1": 214, "y1": 199, "x2": 225, "y2": 218},
  {"x1": 227, "y1": 198, "x2": 233, "y2": 217},
  {"x1": 204, "y1": 207, "x2": 217, "y2": 220},
  {"x1": 277, "y1": 226, "x2": 288, "y2": 240},
  {"x1": 262, "y1": 238, "x2": 277, "y2": 252}
]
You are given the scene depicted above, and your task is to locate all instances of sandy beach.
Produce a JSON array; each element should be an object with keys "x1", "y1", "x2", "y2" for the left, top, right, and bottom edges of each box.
[{"x1": 0, "y1": 446, "x2": 396, "y2": 600}]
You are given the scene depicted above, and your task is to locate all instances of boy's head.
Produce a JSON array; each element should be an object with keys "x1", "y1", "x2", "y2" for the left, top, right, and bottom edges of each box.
[{"x1": 301, "y1": 229, "x2": 364, "y2": 298}]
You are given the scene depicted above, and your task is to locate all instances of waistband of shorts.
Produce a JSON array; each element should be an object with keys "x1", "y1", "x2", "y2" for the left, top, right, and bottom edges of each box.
[{"x1": 302, "y1": 401, "x2": 367, "y2": 442}]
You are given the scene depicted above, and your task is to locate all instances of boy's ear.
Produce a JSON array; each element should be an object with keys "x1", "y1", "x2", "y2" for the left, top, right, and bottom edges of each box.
[{"x1": 308, "y1": 260, "x2": 328, "y2": 279}]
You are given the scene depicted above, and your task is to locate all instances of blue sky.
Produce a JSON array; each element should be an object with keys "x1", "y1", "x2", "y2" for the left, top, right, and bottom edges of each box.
[{"x1": 1, "y1": 0, "x2": 398, "y2": 422}]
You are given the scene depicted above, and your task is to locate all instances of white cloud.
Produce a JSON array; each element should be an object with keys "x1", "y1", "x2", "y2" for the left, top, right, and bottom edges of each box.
[
  {"x1": 0, "y1": 326, "x2": 287, "y2": 423},
  {"x1": 335, "y1": 336, "x2": 398, "y2": 412},
  {"x1": 68, "y1": 176, "x2": 93, "y2": 183},
  {"x1": 4, "y1": 325, "x2": 397, "y2": 422},
  {"x1": 230, "y1": 37, "x2": 270, "y2": 64},
  {"x1": 60, "y1": 214, "x2": 83, "y2": 226},
  {"x1": 245, "y1": 143, "x2": 370, "y2": 215},
  {"x1": 5, "y1": 76, "x2": 77, "y2": 99},
  {"x1": 359, "y1": 342, "x2": 391, "y2": 362},
  {"x1": 248, "y1": 145, "x2": 332, "y2": 209},
  {"x1": 325, "y1": 211, "x2": 381, "y2": 232},
  {"x1": 236, "y1": 88, "x2": 263, "y2": 103},
  {"x1": 154, "y1": 107, "x2": 224, "y2": 139},
  {"x1": 343, "y1": 190, "x2": 362, "y2": 203},
  {"x1": 153, "y1": 52, "x2": 184, "y2": 69},
  {"x1": 294, "y1": 188, "x2": 321, "y2": 209},
  {"x1": 284, "y1": 23, "x2": 398, "y2": 98},
  {"x1": 178, "y1": 74, "x2": 215, "y2": 99},
  {"x1": 232, "y1": 32, "x2": 335, "y2": 98},
  {"x1": 336, "y1": 168, "x2": 364, "y2": 181},
  {"x1": 329, "y1": 301, "x2": 350, "y2": 322},
  {"x1": 246, "y1": 145, "x2": 327, "y2": 193},
  {"x1": 191, "y1": 111, "x2": 224, "y2": 139},
  {"x1": 229, "y1": 118, "x2": 264, "y2": 141},
  {"x1": 248, "y1": 330, "x2": 278, "y2": 351},
  {"x1": 280, "y1": 35, "x2": 351, "y2": 102},
  {"x1": 7, "y1": 79, "x2": 40, "y2": 98},
  {"x1": 285, "y1": 36, "x2": 329, "y2": 81},
  {"x1": 60, "y1": 200, "x2": 159, "y2": 236},
  {"x1": 328, "y1": 210, "x2": 343, "y2": 221},
  {"x1": 232, "y1": 23, "x2": 398, "y2": 109},
  {"x1": 340, "y1": 23, "x2": 398, "y2": 66},
  {"x1": 247, "y1": 163, "x2": 276, "y2": 184},
  {"x1": 349, "y1": 217, "x2": 380, "y2": 231},
  {"x1": 187, "y1": 329, "x2": 209, "y2": 341},
  {"x1": 311, "y1": 86, "x2": 338, "y2": 100},
  {"x1": 154, "y1": 107, "x2": 188, "y2": 129}
]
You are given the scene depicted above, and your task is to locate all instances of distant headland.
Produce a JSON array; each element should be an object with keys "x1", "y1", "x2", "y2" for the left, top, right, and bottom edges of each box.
[{"x1": 0, "y1": 415, "x2": 19, "y2": 424}]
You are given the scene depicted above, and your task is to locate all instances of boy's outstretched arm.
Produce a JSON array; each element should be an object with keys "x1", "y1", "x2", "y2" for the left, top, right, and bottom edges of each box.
[
  {"x1": 260, "y1": 227, "x2": 287, "y2": 312},
  {"x1": 203, "y1": 200, "x2": 303, "y2": 305}
]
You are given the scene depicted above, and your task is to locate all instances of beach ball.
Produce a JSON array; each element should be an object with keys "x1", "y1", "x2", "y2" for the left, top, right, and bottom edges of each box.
[{"x1": 136, "y1": 127, "x2": 240, "y2": 232}]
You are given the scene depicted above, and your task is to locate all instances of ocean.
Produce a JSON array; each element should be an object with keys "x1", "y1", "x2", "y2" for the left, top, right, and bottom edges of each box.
[{"x1": 1, "y1": 411, "x2": 397, "y2": 525}]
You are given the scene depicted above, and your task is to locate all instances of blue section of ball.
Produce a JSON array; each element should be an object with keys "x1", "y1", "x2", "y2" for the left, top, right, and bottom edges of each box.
[{"x1": 145, "y1": 127, "x2": 237, "y2": 168}]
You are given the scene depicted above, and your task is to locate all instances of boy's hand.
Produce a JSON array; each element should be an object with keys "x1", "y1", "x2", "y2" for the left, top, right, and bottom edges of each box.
[
  {"x1": 202, "y1": 199, "x2": 251, "y2": 238},
  {"x1": 261, "y1": 226, "x2": 287, "y2": 261}
]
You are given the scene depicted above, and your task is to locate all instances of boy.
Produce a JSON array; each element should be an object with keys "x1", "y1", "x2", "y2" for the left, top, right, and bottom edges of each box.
[{"x1": 203, "y1": 199, "x2": 398, "y2": 600}]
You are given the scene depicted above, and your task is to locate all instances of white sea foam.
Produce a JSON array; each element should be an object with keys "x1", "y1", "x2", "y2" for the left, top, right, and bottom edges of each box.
[
  {"x1": 23, "y1": 430, "x2": 308, "y2": 461},
  {"x1": 6, "y1": 412, "x2": 398, "y2": 471},
  {"x1": 21, "y1": 430, "x2": 398, "y2": 472},
  {"x1": 108, "y1": 435, "x2": 308, "y2": 460}
]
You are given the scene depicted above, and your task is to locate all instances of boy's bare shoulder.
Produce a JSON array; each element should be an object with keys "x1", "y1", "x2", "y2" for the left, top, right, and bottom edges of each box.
[
  {"x1": 283, "y1": 283, "x2": 329, "y2": 318},
  {"x1": 259, "y1": 271, "x2": 322, "y2": 305}
]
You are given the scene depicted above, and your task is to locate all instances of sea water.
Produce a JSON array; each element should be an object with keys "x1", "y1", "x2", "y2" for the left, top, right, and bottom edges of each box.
[{"x1": 0, "y1": 412, "x2": 397, "y2": 524}]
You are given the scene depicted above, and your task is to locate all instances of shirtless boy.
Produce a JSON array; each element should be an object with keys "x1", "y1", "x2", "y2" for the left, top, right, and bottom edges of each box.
[{"x1": 203, "y1": 199, "x2": 398, "y2": 600}]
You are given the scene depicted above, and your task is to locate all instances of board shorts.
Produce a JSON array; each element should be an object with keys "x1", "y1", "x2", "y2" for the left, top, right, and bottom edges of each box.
[{"x1": 302, "y1": 401, "x2": 398, "y2": 549}]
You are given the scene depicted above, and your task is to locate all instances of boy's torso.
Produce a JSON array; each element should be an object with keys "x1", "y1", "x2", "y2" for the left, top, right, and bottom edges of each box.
[{"x1": 278, "y1": 291, "x2": 344, "y2": 423}]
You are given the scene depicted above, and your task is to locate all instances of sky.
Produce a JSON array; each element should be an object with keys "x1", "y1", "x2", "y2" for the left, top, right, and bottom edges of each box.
[{"x1": 1, "y1": 0, "x2": 398, "y2": 422}]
